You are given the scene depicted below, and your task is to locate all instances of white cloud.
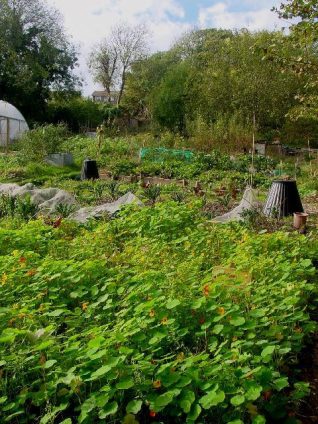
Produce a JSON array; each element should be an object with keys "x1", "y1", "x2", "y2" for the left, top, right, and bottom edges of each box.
[
  {"x1": 198, "y1": 2, "x2": 283, "y2": 32},
  {"x1": 47, "y1": 0, "x2": 188, "y2": 94}
]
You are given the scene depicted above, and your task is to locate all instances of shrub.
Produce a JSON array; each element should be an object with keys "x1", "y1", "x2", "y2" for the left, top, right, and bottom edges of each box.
[
  {"x1": 109, "y1": 159, "x2": 138, "y2": 178},
  {"x1": 17, "y1": 124, "x2": 69, "y2": 163},
  {"x1": 187, "y1": 113, "x2": 253, "y2": 153},
  {"x1": 48, "y1": 97, "x2": 122, "y2": 132}
]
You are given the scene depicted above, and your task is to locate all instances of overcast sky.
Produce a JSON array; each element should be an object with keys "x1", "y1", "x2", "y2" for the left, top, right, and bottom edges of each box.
[{"x1": 46, "y1": 0, "x2": 284, "y2": 96}]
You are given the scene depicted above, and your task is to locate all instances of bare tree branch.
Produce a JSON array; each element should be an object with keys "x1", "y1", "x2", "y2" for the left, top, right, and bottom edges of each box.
[{"x1": 88, "y1": 22, "x2": 149, "y2": 105}]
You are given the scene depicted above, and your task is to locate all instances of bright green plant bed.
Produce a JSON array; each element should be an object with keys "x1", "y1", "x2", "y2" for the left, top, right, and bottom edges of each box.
[{"x1": 0, "y1": 203, "x2": 317, "y2": 423}]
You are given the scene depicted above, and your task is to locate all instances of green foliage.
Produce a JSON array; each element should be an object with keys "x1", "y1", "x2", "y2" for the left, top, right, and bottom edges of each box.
[
  {"x1": 123, "y1": 51, "x2": 180, "y2": 119},
  {"x1": 282, "y1": 107, "x2": 318, "y2": 147},
  {"x1": 105, "y1": 181, "x2": 120, "y2": 200},
  {"x1": 187, "y1": 113, "x2": 253, "y2": 152},
  {"x1": 270, "y1": 1, "x2": 318, "y2": 121},
  {"x1": 15, "y1": 195, "x2": 39, "y2": 221},
  {"x1": 17, "y1": 124, "x2": 69, "y2": 163},
  {"x1": 0, "y1": 203, "x2": 317, "y2": 422},
  {"x1": 125, "y1": 28, "x2": 304, "y2": 145},
  {"x1": 48, "y1": 97, "x2": 118, "y2": 132},
  {"x1": 152, "y1": 62, "x2": 191, "y2": 132},
  {"x1": 54, "y1": 203, "x2": 77, "y2": 218},
  {"x1": 140, "y1": 147, "x2": 193, "y2": 162},
  {"x1": 0, "y1": 194, "x2": 39, "y2": 221},
  {"x1": 143, "y1": 185, "x2": 161, "y2": 205},
  {"x1": 0, "y1": 0, "x2": 78, "y2": 122},
  {"x1": 109, "y1": 159, "x2": 138, "y2": 178},
  {"x1": 0, "y1": 194, "x2": 17, "y2": 218},
  {"x1": 171, "y1": 191, "x2": 186, "y2": 203}
]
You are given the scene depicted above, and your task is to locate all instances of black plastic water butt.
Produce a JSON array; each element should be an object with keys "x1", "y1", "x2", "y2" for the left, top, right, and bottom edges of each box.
[
  {"x1": 81, "y1": 159, "x2": 99, "y2": 180},
  {"x1": 263, "y1": 180, "x2": 303, "y2": 218}
]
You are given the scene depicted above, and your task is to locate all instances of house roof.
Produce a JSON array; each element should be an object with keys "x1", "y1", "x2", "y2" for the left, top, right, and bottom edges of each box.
[{"x1": 92, "y1": 90, "x2": 119, "y2": 97}]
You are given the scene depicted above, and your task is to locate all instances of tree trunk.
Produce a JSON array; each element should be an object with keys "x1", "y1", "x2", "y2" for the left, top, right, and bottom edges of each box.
[{"x1": 117, "y1": 67, "x2": 127, "y2": 106}]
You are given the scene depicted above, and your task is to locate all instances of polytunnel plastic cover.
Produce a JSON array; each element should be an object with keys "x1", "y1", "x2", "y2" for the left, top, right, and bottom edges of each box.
[{"x1": 0, "y1": 100, "x2": 29, "y2": 146}]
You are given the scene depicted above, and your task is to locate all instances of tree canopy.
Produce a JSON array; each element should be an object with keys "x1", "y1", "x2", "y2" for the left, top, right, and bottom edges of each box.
[
  {"x1": 124, "y1": 28, "x2": 311, "y2": 144},
  {"x1": 0, "y1": 0, "x2": 79, "y2": 122},
  {"x1": 89, "y1": 23, "x2": 149, "y2": 106},
  {"x1": 271, "y1": 0, "x2": 318, "y2": 122}
]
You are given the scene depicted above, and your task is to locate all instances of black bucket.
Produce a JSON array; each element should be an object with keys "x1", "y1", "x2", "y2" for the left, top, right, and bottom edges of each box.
[
  {"x1": 81, "y1": 159, "x2": 99, "y2": 180},
  {"x1": 263, "y1": 180, "x2": 303, "y2": 218}
]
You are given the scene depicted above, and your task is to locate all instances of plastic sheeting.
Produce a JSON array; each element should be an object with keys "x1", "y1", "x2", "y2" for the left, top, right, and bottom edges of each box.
[
  {"x1": 0, "y1": 101, "x2": 29, "y2": 146},
  {"x1": 213, "y1": 186, "x2": 259, "y2": 223}
]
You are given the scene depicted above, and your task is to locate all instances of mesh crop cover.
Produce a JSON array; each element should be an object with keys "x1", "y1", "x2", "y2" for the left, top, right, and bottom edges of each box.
[
  {"x1": 0, "y1": 101, "x2": 29, "y2": 146},
  {"x1": 213, "y1": 186, "x2": 259, "y2": 223}
]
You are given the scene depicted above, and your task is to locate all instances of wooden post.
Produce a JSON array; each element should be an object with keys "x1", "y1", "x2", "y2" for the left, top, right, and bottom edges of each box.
[
  {"x1": 250, "y1": 112, "x2": 256, "y2": 187},
  {"x1": 6, "y1": 117, "x2": 10, "y2": 154},
  {"x1": 308, "y1": 138, "x2": 312, "y2": 176}
]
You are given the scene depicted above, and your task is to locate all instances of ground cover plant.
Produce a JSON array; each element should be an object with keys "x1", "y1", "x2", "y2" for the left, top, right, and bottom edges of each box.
[
  {"x1": 1, "y1": 127, "x2": 318, "y2": 423},
  {"x1": 2, "y1": 0, "x2": 318, "y2": 420},
  {"x1": 0, "y1": 201, "x2": 317, "y2": 423}
]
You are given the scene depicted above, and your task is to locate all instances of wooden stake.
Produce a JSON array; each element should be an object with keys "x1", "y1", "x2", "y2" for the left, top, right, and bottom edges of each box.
[
  {"x1": 6, "y1": 117, "x2": 10, "y2": 154},
  {"x1": 250, "y1": 112, "x2": 256, "y2": 187}
]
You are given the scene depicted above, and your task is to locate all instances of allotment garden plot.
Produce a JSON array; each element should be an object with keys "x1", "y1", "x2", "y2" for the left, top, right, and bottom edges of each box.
[{"x1": 0, "y1": 133, "x2": 318, "y2": 423}]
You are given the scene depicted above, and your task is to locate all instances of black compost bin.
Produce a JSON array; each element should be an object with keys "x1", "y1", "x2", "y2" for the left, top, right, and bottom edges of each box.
[
  {"x1": 263, "y1": 179, "x2": 303, "y2": 218},
  {"x1": 81, "y1": 159, "x2": 99, "y2": 180}
]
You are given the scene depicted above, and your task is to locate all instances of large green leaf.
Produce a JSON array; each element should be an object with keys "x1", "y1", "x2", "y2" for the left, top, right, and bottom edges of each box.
[
  {"x1": 245, "y1": 384, "x2": 262, "y2": 401},
  {"x1": 252, "y1": 416, "x2": 266, "y2": 424},
  {"x1": 261, "y1": 345, "x2": 276, "y2": 357},
  {"x1": 230, "y1": 394, "x2": 245, "y2": 406},
  {"x1": 98, "y1": 401, "x2": 118, "y2": 419},
  {"x1": 126, "y1": 400, "x2": 142, "y2": 414},
  {"x1": 166, "y1": 299, "x2": 181, "y2": 309},
  {"x1": 44, "y1": 359, "x2": 57, "y2": 369},
  {"x1": 78, "y1": 397, "x2": 96, "y2": 423},
  {"x1": 273, "y1": 377, "x2": 289, "y2": 391},
  {"x1": 179, "y1": 389, "x2": 195, "y2": 413},
  {"x1": 200, "y1": 390, "x2": 225, "y2": 409},
  {"x1": 40, "y1": 403, "x2": 68, "y2": 424},
  {"x1": 230, "y1": 317, "x2": 246, "y2": 327},
  {"x1": 187, "y1": 403, "x2": 202, "y2": 421},
  {"x1": 154, "y1": 390, "x2": 179, "y2": 410},
  {"x1": 116, "y1": 377, "x2": 134, "y2": 390},
  {"x1": 90, "y1": 365, "x2": 112, "y2": 380}
]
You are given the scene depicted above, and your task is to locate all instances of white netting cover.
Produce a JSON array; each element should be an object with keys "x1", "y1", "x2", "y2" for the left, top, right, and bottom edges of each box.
[
  {"x1": 0, "y1": 101, "x2": 29, "y2": 146},
  {"x1": 0, "y1": 183, "x2": 142, "y2": 222},
  {"x1": 69, "y1": 192, "x2": 143, "y2": 223},
  {"x1": 0, "y1": 183, "x2": 76, "y2": 213},
  {"x1": 213, "y1": 186, "x2": 259, "y2": 223}
]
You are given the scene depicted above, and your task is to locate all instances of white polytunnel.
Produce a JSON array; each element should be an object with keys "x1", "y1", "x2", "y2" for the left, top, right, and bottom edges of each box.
[{"x1": 0, "y1": 100, "x2": 29, "y2": 147}]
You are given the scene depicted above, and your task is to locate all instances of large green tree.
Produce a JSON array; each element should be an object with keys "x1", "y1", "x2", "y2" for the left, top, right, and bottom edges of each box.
[
  {"x1": 89, "y1": 23, "x2": 149, "y2": 106},
  {"x1": 123, "y1": 51, "x2": 180, "y2": 120},
  {"x1": 151, "y1": 61, "x2": 191, "y2": 132},
  {"x1": 189, "y1": 30, "x2": 301, "y2": 130},
  {"x1": 124, "y1": 29, "x2": 304, "y2": 140},
  {"x1": 272, "y1": 0, "x2": 318, "y2": 121},
  {"x1": 0, "y1": 0, "x2": 79, "y2": 122}
]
